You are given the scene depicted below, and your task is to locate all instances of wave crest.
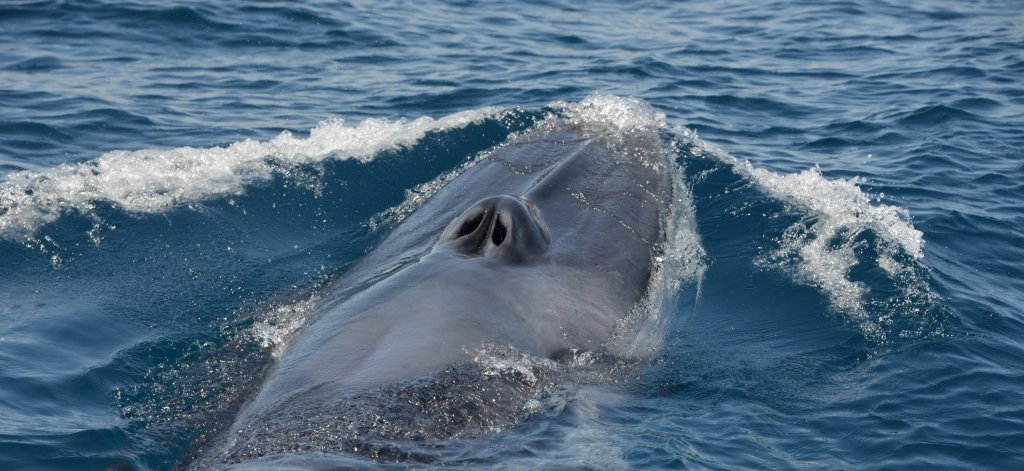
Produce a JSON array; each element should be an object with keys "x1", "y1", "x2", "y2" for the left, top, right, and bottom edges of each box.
[{"x1": 0, "y1": 108, "x2": 504, "y2": 239}]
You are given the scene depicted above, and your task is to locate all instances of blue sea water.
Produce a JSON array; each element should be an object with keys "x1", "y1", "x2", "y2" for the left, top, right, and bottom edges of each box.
[{"x1": 1, "y1": 0, "x2": 1022, "y2": 469}]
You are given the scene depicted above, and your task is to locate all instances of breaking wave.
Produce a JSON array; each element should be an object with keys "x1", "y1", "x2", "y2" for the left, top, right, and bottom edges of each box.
[
  {"x1": 678, "y1": 127, "x2": 944, "y2": 344},
  {"x1": 0, "y1": 108, "x2": 506, "y2": 239}
]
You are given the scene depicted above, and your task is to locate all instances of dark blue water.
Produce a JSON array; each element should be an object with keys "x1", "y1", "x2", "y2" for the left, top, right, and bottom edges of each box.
[{"x1": 2, "y1": 0, "x2": 1022, "y2": 469}]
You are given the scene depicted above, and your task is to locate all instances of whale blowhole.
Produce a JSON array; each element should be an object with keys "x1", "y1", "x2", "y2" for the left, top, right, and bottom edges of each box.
[
  {"x1": 492, "y1": 216, "x2": 508, "y2": 246},
  {"x1": 459, "y1": 211, "x2": 484, "y2": 238}
]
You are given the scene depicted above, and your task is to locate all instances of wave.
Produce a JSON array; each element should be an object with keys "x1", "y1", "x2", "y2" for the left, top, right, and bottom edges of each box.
[
  {"x1": 0, "y1": 107, "x2": 506, "y2": 240},
  {"x1": 679, "y1": 127, "x2": 943, "y2": 344}
]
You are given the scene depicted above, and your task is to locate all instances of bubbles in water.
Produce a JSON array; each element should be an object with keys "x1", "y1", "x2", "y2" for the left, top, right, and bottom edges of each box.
[{"x1": 250, "y1": 296, "x2": 320, "y2": 358}]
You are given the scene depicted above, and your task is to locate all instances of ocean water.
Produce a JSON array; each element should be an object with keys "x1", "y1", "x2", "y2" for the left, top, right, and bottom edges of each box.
[{"x1": 1, "y1": 0, "x2": 1022, "y2": 469}]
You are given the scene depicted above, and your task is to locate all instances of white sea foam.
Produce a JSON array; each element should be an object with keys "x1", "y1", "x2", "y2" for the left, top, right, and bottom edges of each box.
[
  {"x1": 742, "y1": 165, "x2": 924, "y2": 259},
  {"x1": 549, "y1": 94, "x2": 668, "y2": 134},
  {"x1": 0, "y1": 107, "x2": 505, "y2": 240},
  {"x1": 747, "y1": 166, "x2": 931, "y2": 342},
  {"x1": 679, "y1": 126, "x2": 935, "y2": 342}
]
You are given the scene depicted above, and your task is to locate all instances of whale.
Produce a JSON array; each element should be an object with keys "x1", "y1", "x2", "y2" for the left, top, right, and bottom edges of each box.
[{"x1": 198, "y1": 121, "x2": 673, "y2": 468}]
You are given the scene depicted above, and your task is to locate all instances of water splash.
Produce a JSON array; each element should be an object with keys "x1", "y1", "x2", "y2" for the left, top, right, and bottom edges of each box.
[
  {"x1": 743, "y1": 165, "x2": 924, "y2": 259},
  {"x1": 608, "y1": 149, "x2": 708, "y2": 358},
  {"x1": 548, "y1": 94, "x2": 667, "y2": 134},
  {"x1": 678, "y1": 126, "x2": 942, "y2": 344},
  {"x1": 250, "y1": 295, "x2": 321, "y2": 359},
  {"x1": 0, "y1": 107, "x2": 505, "y2": 240}
]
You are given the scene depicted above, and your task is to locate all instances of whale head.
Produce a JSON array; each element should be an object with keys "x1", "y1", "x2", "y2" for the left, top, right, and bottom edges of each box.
[{"x1": 206, "y1": 128, "x2": 675, "y2": 467}]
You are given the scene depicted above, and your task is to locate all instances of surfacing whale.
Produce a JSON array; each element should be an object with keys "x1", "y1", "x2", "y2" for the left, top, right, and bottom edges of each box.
[{"x1": 199, "y1": 121, "x2": 673, "y2": 468}]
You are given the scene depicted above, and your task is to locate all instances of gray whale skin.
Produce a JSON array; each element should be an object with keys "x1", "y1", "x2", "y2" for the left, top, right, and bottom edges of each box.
[{"x1": 210, "y1": 127, "x2": 671, "y2": 467}]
